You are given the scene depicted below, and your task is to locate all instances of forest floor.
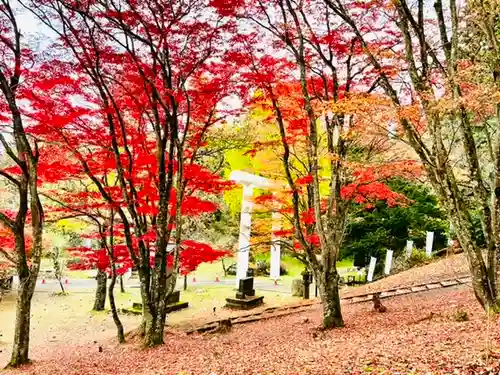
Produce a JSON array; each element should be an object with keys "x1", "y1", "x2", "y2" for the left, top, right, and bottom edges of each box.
[
  {"x1": 0, "y1": 286, "x2": 298, "y2": 365},
  {"x1": 2, "y1": 253, "x2": 497, "y2": 375},
  {"x1": 2, "y1": 285, "x2": 500, "y2": 375}
]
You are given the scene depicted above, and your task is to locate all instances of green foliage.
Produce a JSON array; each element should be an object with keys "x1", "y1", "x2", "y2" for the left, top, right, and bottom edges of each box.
[
  {"x1": 341, "y1": 178, "x2": 448, "y2": 273},
  {"x1": 249, "y1": 259, "x2": 288, "y2": 276},
  {"x1": 469, "y1": 209, "x2": 486, "y2": 247},
  {"x1": 183, "y1": 206, "x2": 239, "y2": 251},
  {"x1": 392, "y1": 249, "x2": 433, "y2": 274},
  {"x1": 407, "y1": 249, "x2": 432, "y2": 267}
]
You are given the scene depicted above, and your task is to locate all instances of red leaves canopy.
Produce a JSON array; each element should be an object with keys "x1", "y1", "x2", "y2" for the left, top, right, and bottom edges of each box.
[{"x1": 68, "y1": 240, "x2": 228, "y2": 276}]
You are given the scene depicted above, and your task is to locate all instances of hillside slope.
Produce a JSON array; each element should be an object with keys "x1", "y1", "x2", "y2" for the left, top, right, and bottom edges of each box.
[{"x1": 342, "y1": 253, "x2": 470, "y2": 298}]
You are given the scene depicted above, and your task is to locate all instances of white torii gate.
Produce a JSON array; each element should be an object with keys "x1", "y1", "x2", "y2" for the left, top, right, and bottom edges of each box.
[{"x1": 229, "y1": 171, "x2": 284, "y2": 287}]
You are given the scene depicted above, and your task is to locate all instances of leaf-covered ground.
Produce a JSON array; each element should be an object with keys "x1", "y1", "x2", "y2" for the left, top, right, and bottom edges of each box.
[
  {"x1": 343, "y1": 253, "x2": 470, "y2": 298},
  {"x1": 3, "y1": 285, "x2": 500, "y2": 375},
  {"x1": 0, "y1": 286, "x2": 296, "y2": 362}
]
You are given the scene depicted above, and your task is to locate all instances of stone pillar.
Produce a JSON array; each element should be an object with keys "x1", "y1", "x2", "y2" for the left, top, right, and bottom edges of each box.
[
  {"x1": 270, "y1": 208, "x2": 281, "y2": 280},
  {"x1": 236, "y1": 185, "x2": 254, "y2": 287},
  {"x1": 384, "y1": 250, "x2": 393, "y2": 275},
  {"x1": 426, "y1": 231, "x2": 434, "y2": 257},
  {"x1": 406, "y1": 240, "x2": 413, "y2": 258},
  {"x1": 367, "y1": 257, "x2": 377, "y2": 282}
]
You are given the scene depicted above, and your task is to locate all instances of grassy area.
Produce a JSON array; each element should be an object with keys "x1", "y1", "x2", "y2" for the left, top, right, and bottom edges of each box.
[
  {"x1": 192, "y1": 258, "x2": 233, "y2": 279},
  {"x1": 44, "y1": 253, "x2": 356, "y2": 282},
  {"x1": 337, "y1": 258, "x2": 354, "y2": 269},
  {"x1": 98, "y1": 284, "x2": 298, "y2": 321},
  {"x1": 190, "y1": 254, "x2": 356, "y2": 283}
]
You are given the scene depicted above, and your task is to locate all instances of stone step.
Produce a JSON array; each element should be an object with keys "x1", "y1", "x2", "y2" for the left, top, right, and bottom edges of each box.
[
  {"x1": 380, "y1": 291, "x2": 397, "y2": 297},
  {"x1": 411, "y1": 286, "x2": 428, "y2": 293},
  {"x1": 440, "y1": 280, "x2": 458, "y2": 287},
  {"x1": 426, "y1": 283, "x2": 442, "y2": 290},
  {"x1": 394, "y1": 288, "x2": 412, "y2": 295},
  {"x1": 225, "y1": 295, "x2": 264, "y2": 310}
]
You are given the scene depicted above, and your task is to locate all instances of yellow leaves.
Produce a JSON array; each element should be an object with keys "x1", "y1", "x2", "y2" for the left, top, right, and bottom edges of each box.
[
  {"x1": 223, "y1": 187, "x2": 243, "y2": 215},
  {"x1": 56, "y1": 218, "x2": 87, "y2": 233},
  {"x1": 225, "y1": 149, "x2": 252, "y2": 171},
  {"x1": 324, "y1": 153, "x2": 342, "y2": 162},
  {"x1": 248, "y1": 104, "x2": 272, "y2": 122}
]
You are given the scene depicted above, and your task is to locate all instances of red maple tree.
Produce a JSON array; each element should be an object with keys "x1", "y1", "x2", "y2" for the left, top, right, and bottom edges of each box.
[
  {"x1": 211, "y1": 0, "x2": 420, "y2": 328},
  {"x1": 24, "y1": 0, "x2": 238, "y2": 346}
]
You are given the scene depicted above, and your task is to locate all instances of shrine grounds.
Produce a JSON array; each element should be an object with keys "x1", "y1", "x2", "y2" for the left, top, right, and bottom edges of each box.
[
  {"x1": 0, "y1": 283, "x2": 299, "y2": 362},
  {"x1": 1, "y1": 253, "x2": 499, "y2": 374},
  {"x1": 2, "y1": 285, "x2": 500, "y2": 375}
]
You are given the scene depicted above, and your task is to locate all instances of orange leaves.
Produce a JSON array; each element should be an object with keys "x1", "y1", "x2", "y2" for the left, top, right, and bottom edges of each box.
[{"x1": 350, "y1": 160, "x2": 421, "y2": 183}]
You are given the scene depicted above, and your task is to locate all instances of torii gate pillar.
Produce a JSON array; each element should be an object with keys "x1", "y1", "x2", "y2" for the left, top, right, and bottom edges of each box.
[{"x1": 229, "y1": 171, "x2": 282, "y2": 287}]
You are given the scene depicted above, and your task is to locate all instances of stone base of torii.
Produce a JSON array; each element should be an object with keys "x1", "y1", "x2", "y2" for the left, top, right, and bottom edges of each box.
[{"x1": 229, "y1": 171, "x2": 284, "y2": 287}]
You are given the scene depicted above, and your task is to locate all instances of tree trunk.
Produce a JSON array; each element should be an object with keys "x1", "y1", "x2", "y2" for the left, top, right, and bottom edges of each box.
[
  {"x1": 450, "y1": 215, "x2": 500, "y2": 313},
  {"x1": 221, "y1": 259, "x2": 227, "y2": 277},
  {"x1": 141, "y1": 269, "x2": 177, "y2": 347},
  {"x1": 143, "y1": 311, "x2": 163, "y2": 347},
  {"x1": 8, "y1": 276, "x2": 35, "y2": 367},
  {"x1": 93, "y1": 269, "x2": 107, "y2": 311},
  {"x1": 108, "y1": 273, "x2": 125, "y2": 343},
  {"x1": 57, "y1": 278, "x2": 65, "y2": 294},
  {"x1": 119, "y1": 275, "x2": 125, "y2": 293},
  {"x1": 138, "y1": 272, "x2": 156, "y2": 344},
  {"x1": 143, "y1": 276, "x2": 167, "y2": 347},
  {"x1": 318, "y1": 272, "x2": 344, "y2": 329}
]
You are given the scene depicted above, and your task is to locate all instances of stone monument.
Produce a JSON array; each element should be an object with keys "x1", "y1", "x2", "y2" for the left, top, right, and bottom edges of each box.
[{"x1": 225, "y1": 277, "x2": 264, "y2": 310}]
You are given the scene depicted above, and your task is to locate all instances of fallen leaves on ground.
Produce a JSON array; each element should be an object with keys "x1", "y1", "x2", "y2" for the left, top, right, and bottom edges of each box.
[
  {"x1": 3, "y1": 285, "x2": 500, "y2": 375},
  {"x1": 343, "y1": 253, "x2": 470, "y2": 298}
]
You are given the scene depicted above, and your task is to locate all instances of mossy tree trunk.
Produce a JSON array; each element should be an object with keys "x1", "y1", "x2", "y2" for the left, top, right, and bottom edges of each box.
[{"x1": 93, "y1": 269, "x2": 107, "y2": 311}]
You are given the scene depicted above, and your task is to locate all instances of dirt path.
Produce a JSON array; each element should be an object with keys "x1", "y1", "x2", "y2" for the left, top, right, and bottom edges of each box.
[{"x1": 0, "y1": 292, "x2": 141, "y2": 365}]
